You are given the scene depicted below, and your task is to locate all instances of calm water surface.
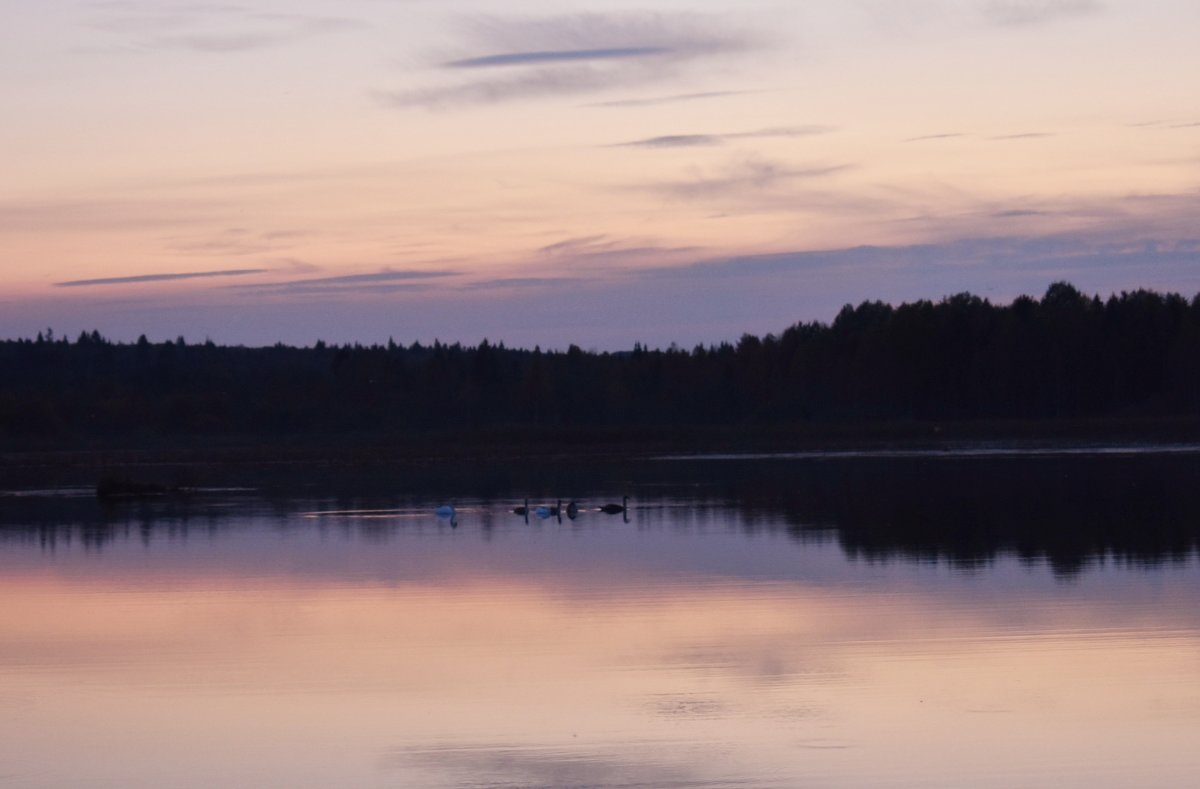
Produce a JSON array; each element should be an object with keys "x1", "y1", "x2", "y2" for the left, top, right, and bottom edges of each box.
[{"x1": 1, "y1": 455, "x2": 1198, "y2": 787}]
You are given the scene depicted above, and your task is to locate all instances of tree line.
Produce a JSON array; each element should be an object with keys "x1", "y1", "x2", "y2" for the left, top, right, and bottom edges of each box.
[{"x1": 4, "y1": 282, "x2": 1200, "y2": 443}]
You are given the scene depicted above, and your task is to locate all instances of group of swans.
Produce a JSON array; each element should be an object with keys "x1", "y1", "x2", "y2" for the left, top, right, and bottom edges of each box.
[
  {"x1": 436, "y1": 497, "x2": 628, "y2": 527},
  {"x1": 512, "y1": 496, "x2": 628, "y2": 523}
]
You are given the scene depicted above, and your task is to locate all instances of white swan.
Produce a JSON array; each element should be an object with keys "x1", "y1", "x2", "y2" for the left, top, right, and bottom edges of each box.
[
  {"x1": 435, "y1": 504, "x2": 458, "y2": 527},
  {"x1": 535, "y1": 500, "x2": 561, "y2": 520}
]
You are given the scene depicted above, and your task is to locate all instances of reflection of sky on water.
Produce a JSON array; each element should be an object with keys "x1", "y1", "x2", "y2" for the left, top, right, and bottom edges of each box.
[{"x1": 1, "y1": 485, "x2": 1199, "y2": 787}]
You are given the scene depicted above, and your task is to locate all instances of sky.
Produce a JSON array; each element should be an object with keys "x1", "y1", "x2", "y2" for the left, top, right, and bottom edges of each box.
[{"x1": 1, "y1": 0, "x2": 1198, "y2": 349}]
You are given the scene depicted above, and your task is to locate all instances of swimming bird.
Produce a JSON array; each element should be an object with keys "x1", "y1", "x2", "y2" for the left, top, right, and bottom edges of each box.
[
  {"x1": 535, "y1": 500, "x2": 561, "y2": 520},
  {"x1": 565, "y1": 500, "x2": 579, "y2": 520},
  {"x1": 597, "y1": 496, "x2": 628, "y2": 515},
  {"x1": 435, "y1": 504, "x2": 458, "y2": 527}
]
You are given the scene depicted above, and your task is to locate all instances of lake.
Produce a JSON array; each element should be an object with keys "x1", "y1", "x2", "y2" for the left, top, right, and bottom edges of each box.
[{"x1": 1, "y1": 450, "x2": 1199, "y2": 787}]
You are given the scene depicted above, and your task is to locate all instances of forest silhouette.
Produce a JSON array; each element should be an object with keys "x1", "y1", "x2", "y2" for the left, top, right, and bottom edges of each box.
[{"x1": 5, "y1": 282, "x2": 1200, "y2": 445}]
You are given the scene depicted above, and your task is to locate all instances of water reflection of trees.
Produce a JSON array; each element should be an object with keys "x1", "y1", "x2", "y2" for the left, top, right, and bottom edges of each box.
[
  {"x1": 688, "y1": 456, "x2": 1200, "y2": 575},
  {"x1": 2, "y1": 456, "x2": 1198, "y2": 575}
]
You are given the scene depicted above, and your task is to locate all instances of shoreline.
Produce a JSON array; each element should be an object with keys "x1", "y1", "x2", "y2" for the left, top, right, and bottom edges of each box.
[{"x1": 6, "y1": 416, "x2": 1200, "y2": 474}]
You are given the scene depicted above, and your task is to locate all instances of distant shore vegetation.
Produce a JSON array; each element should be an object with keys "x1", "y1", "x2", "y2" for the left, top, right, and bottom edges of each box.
[{"x1": 5, "y1": 282, "x2": 1200, "y2": 448}]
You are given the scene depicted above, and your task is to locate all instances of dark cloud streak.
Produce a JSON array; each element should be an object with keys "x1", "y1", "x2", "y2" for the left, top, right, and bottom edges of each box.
[
  {"x1": 234, "y1": 283, "x2": 440, "y2": 298},
  {"x1": 377, "y1": 67, "x2": 620, "y2": 109},
  {"x1": 538, "y1": 235, "x2": 611, "y2": 255},
  {"x1": 384, "y1": 13, "x2": 761, "y2": 109},
  {"x1": 906, "y1": 133, "x2": 966, "y2": 142},
  {"x1": 993, "y1": 209, "x2": 1047, "y2": 217},
  {"x1": 618, "y1": 134, "x2": 721, "y2": 148},
  {"x1": 991, "y1": 132, "x2": 1055, "y2": 140},
  {"x1": 588, "y1": 90, "x2": 752, "y2": 108},
  {"x1": 446, "y1": 47, "x2": 669, "y2": 68},
  {"x1": 231, "y1": 269, "x2": 462, "y2": 294},
  {"x1": 648, "y1": 160, "x2": 853, "y2": 201},
  {"x1": 459, "y1": 277, "x2": 585, "y2": 291},
  {"x1": 56, "y1": 268, "x2": 267, "y2": 288},
  {"x1": 617, "y1": 125, "x2": 833, "y2": 148}
]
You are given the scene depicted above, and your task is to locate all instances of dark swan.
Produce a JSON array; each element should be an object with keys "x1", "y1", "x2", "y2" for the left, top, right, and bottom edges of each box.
[{"x1": 597, "y1": 496, "x2": 628, "y2": 515}]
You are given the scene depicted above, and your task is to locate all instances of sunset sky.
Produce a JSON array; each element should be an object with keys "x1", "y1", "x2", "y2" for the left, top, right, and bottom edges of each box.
[{"x1": 2, "y1": 0, "x2": 1197, "y2": 348}]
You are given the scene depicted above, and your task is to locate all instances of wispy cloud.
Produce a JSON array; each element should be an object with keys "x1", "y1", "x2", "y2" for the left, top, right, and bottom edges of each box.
[
  {"x1": 446, "y1": 47, "x2": 669, "y2": 69},
  {"x1": 161, "y1": 227, "x2": 294, "y2": 257},
  {"x1": 268, "y1": 258, "x2": 323, "y2": 275},
  {"x1": 232, "y1": 268, "x2": 462, "y2": 295},
  {"x1": 56, "y1": 268, "x2": 267, "y2": 288},
  {"x1": 450, "y1": 14, "x2": 754, "y2": 64},
  {"x1": 84, "y1": 3, "x2": 362, "y2": 54},
  {"x1": 1130, "y1": 120, "x2": 1200, "y2": 130},
  {"x1": 617, "y1": 125, "x2": 833, "y2": 148},
  {"x1": 538, "y1": 235, "x2": 612, "y2": 255},
  {"x1": 890, "y1": 189, "x2": 1200, "y2": 250},
  {"x1": 535, "y1": 235, "x2": 703, "y2": 271},
  {"x1": 378, "y1": 68, "x2": 624, "y2": 109},
  {"x1": 587, "y1": 90, "x2": 752, "y2": 108},
  {"x1": 990, "y1": 132, "x2": 1055, "y2": 140},
  {"x1": 165, "y1": 238, "x2": 275, "y2": 256},
  {"x1": 381, "y1": 14, "x2": 762, "y2": 109},
  {"x1": 717, "y1": 236, "x2": 1200, "y2": 286},
  {"x1": 619, "y1": 134, "x2": 722, "y2": 148},
  {"x1": 906, "y1": 132, "x2": 966, "y2": 142},
  {"x1": 0, "y1": 197, "x2": 228, "y2": 232},
  {"x1": 982, "y1": 1, "x2": 1104, "y2": 27},
  {"x1": 907, "y1": 130, "x2": 1053, "y2": 143},
  {"x1": 993, "y1": 209, "x2": 1047, "y2": 217},
  {"x1": 460, "y1": 277, "x2": 585, "y2": 291},
  {"x1": 236, "y1": 282, "x2": 440, "y2": 298},
  {"x1": 648, "y1": 158, "x2": 852, "y2": 201}
]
